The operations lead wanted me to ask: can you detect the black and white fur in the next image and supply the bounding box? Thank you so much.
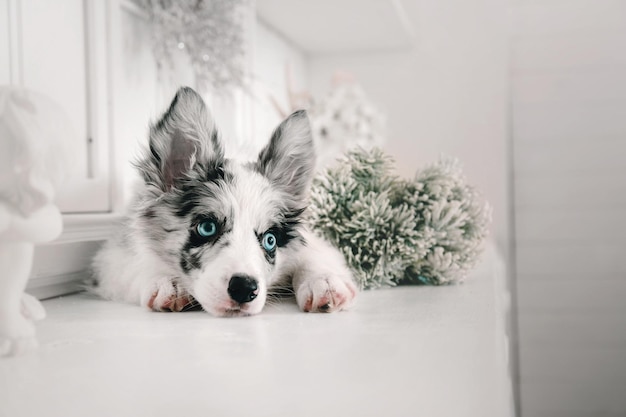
[93,87,357,317]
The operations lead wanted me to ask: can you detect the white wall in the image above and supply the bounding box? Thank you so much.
[251,20,309,153]
[307,0,510,252]
[511,1,626,416]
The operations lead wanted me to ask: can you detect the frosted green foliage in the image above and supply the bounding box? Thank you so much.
[396,157,492,285]
[308,149,491,290]
[308,148,422,289]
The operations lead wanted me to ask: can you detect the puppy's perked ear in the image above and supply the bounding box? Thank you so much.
[137,86,224,191]
[257,110,316,200]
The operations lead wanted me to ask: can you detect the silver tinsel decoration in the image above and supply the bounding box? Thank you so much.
[134,0,249,92]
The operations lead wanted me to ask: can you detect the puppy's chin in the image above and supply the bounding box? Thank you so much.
[196,294,266,318]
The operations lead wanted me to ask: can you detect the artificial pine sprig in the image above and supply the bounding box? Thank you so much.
[399,158,492,285]
[308,148,491,290]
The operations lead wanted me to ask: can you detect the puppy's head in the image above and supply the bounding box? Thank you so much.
[134,87,315,317]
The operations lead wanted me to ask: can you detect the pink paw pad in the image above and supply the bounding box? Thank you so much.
[147,291,191,312]
[303,281,357,313]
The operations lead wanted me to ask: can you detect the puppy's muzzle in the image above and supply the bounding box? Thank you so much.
[228,275,259,304]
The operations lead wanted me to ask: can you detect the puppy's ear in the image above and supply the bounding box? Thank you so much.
[257,110,316,200]
[138,86,224,191]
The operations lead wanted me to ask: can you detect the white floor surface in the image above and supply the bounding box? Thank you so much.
[0,252,513,417]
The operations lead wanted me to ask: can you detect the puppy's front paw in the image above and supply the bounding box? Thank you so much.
[143,280,191,312]
[296,275,357,313]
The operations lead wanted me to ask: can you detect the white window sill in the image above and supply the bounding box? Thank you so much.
[27,213,124,299]
[7,247,514,417]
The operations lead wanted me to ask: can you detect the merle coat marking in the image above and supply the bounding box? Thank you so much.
[93,87,357,316]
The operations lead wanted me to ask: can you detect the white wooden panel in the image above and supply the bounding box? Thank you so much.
[521,381,626,416]
[19,0,111,213]
[83,0,111,189]
[513,0,626,36]
[0,0,9,84]
[20,0,89,178]
[31,240,102,278]
[514,137,626,175]
[515,208,626,243]
[516,280,626,314]
[518,313,626,349]
[512,30,626,73]
[516,243,626,277]
[520,346,626,383]
[28,240,103,299]
[515,175,626,210]
[513,70,626,105]
[27,213,122,299]
[513,101,626,141]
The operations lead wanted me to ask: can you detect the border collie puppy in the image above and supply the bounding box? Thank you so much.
[93,87,357,317]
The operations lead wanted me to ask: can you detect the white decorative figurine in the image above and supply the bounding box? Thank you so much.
[0,87,70,356]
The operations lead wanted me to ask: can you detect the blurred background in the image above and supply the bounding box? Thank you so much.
[2,0,625,416]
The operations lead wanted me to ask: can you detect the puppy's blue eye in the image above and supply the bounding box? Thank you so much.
[196,220,217,238]
[262,232,277,252]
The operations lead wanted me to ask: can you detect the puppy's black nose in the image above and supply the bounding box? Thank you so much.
[228,275,258,304]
